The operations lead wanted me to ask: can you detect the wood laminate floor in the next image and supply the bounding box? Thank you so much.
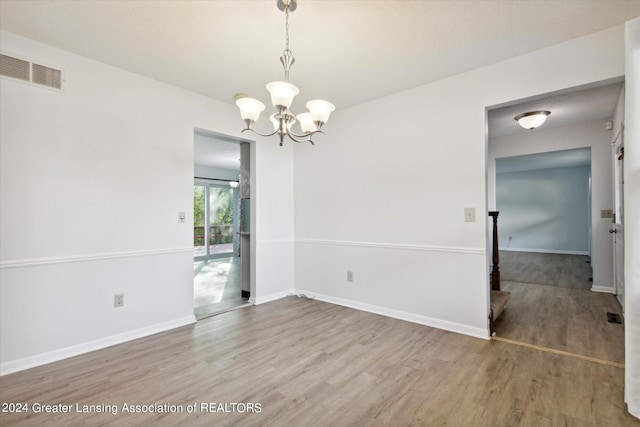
[493,281,625,365]
[493,251,625,367]
[1,297,637,426]
[499,251,592,289]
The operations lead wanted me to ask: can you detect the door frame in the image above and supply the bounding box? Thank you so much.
[612,121,625,310]
[192,128,257,304]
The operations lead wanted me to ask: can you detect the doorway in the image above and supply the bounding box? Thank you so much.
[193,130,251,318]
[485,81,625,365]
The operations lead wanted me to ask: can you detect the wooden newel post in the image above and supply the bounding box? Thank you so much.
[488,211,500,291]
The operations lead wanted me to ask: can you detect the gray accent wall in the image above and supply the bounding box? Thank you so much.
[496,164,590,254]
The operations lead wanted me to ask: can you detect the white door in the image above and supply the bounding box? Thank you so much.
[612,124,624,310]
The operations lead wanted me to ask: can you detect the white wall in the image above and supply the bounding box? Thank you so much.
[490,119,614,290]
[0,30,294,373]
[253,140,295,304]
[294,26,625,339]
[624,16,640,420]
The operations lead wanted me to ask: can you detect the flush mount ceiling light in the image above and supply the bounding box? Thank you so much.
[235,0,335,146]
[514,111,551,130]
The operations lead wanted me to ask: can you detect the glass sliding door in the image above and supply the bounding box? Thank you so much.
[194,184,207,258]
[208,185,235,257]
[194,181,238,260]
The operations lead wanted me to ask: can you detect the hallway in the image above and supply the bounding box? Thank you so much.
[194,257,248,319]
[493,251,624,366]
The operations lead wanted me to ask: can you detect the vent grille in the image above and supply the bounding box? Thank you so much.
[0,53,63,90]
[0,54,30,81]
[32,63,62,89]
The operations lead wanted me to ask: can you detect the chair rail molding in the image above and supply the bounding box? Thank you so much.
[0,247,194,269]
[295,238,484,255]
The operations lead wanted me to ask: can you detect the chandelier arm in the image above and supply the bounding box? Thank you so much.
[287,130,325,139]
[286,132,315,145]
[241,128,280,138]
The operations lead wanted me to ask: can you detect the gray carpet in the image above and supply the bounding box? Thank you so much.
[499,250,593,290]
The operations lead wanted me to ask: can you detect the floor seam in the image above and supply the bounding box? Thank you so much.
[492,336,624,369]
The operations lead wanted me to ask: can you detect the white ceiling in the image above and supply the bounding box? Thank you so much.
[1,1,637,165]
[488,81,624,138]
[194,132,240,171]
[1,0,639,116]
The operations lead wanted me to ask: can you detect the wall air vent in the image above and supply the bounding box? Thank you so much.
[0,53,63,90]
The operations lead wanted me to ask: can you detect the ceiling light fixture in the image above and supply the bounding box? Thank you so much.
[235,0,335,146]
[514,111,551,130]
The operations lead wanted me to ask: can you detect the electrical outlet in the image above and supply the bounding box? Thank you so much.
[347,271,353,282]
[464,207,476,222]
[509,236,513,241]
[114,293,124,308]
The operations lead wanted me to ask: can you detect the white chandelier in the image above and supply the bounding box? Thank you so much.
[235,0,335,146]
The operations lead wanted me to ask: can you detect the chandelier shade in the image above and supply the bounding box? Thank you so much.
[514,110,550,130]
[235,0,334,145]
[306,100,336,124]
[296,112,317,133]
[266,81,300,108]
[235,97,266,122]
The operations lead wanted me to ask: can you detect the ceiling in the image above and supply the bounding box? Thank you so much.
[488,80,624,138]
[194,132,240,171]
[1,0,639,116]
[1,1,638,158]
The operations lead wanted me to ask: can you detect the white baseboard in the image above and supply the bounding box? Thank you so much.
[294,289,489,341]
[0,315,196,376]
[246,288,490,340]
[499,247,589,256]
[591,285,615,294]
[252,289,295,305]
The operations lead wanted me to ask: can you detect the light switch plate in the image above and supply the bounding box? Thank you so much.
[600,209,613,219]
[178,212,186,223]
[464,207,476,222]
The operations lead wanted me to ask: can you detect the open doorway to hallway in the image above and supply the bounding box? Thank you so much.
[486,80,625,366]
[193,130,251,319]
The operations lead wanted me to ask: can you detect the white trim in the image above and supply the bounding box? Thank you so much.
[294,289,490,340]
[591,285,616,294]
[0,315,196,376]
[252,289,294,305]
[295,238,484,255]
[499,247,590,256]
[256,238,294,245]
[0,247,193,269]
